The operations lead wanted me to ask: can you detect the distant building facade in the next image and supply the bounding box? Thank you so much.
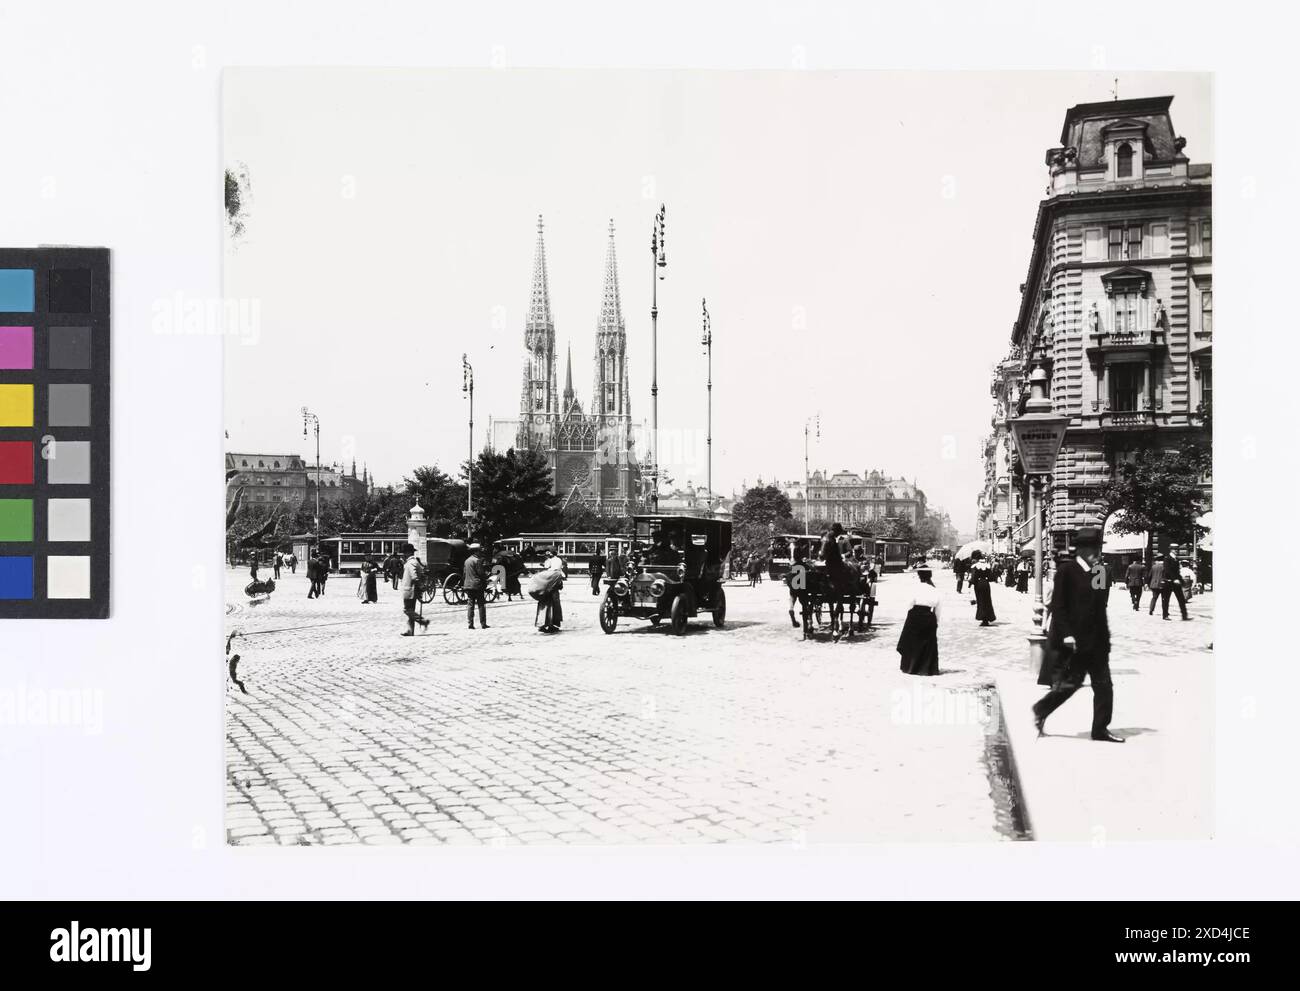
[996,95,1212,550]
[787,469,928,527]
[226,453,369,510]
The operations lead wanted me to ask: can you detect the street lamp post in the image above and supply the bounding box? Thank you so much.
[649,204,666,513]
[1007,365,1069,671]
[301,407,320,544]
[803,414,819,536]
[462,354,475,539]
[701,297,712,514]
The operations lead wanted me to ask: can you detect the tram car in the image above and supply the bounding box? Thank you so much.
[494,533,634,575]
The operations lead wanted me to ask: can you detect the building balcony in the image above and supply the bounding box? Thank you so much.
[1086,404,1157,429]
[1086,327,1166,360]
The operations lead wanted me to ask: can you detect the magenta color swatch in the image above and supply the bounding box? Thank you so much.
[0,327,34,370]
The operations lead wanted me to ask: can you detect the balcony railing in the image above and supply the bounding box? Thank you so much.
[1088,328,1166,351]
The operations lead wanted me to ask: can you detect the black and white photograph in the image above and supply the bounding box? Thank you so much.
[222,68,1213,845]
[4,0,1299,960]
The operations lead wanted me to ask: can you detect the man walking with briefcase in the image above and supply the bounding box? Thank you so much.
[1032,527,1124,744]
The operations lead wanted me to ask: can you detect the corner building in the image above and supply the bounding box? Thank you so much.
[1008,96,1211,549]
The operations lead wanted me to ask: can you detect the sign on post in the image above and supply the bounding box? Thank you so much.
[1009,416,1069,475]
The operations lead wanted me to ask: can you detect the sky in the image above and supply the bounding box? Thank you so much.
[223,68,1212,532]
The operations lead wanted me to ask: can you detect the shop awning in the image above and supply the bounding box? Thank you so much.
[1103,511,1147,554]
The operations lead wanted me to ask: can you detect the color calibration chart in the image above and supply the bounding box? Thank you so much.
[0,248,109,618]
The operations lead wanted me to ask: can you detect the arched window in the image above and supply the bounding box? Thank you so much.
[1116,143,1133,178]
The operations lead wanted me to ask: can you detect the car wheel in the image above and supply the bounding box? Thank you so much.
[670,594,688,636]
[598,591,618,634]
[712,586,727,628]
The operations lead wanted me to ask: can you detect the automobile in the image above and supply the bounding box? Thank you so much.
[598,515,731,635]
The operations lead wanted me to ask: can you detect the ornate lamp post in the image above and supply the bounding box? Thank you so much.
[701,297,712,514]
[301,407,321,544]
[649,204,666,512]
[462,353,476,539]
[1007,365,1069,670]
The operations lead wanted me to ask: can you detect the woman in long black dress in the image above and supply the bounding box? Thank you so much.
[897,563,942,676]
[970,550,996,626]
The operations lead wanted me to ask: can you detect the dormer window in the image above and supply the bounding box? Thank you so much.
[1116,143,1134,178]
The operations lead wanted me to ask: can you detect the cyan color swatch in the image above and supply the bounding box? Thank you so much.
[0,270,35,312]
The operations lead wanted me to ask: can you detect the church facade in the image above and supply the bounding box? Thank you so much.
[496,216,642,514]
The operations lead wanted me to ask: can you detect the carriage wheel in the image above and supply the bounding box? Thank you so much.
[485,584,500,603]
[670,595,688,636]
[418,581,436,605]
[712,587,727,628]
[598,591,619,634]
[442,574,465,605]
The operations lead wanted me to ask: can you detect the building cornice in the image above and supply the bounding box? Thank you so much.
[1012,183,1212,345]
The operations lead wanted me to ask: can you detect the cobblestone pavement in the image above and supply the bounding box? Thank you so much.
[225,567,1213,846]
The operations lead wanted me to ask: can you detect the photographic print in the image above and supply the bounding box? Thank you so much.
[223,68,1213,846]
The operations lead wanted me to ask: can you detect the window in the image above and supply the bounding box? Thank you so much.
[1201,290,1212,335]
[1113,291,1140,335]
[533,383,544,410]
[1200,365,1213,412]
[1108,227,1123,261]
[1108,225,1141,260]
[605,383,616,412]
[1202,221,1212,256]
[1109,364,1143,412]
[1116,143,1133,178]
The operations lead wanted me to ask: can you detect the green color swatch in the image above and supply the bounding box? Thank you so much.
[0,499,33,542]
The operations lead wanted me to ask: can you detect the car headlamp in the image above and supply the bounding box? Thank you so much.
[613,580,629,597]
[650,578,667,598]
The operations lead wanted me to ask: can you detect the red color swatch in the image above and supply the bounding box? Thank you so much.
[0,441,34,484]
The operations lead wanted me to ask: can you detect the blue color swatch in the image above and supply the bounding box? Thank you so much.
[0,555,34,599]
[0,270,36,312]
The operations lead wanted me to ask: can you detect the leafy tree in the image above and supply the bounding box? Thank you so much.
[403,465,467,536]
[730,485,796,564]
[1100,446,1212,559]
[466,447,560,544]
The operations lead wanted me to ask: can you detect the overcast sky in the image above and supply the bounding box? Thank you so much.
[223,68,1211,531]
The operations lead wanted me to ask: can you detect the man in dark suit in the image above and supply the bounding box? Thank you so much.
[1032,527,1124,743]
[1161,554,1191,621]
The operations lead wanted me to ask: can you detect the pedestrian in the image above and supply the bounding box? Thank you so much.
[1124,556,1146,612]
[969,550,996,626]
[897,563,942,676]
[528,560,565,633]
[1161,553,1191,621]
[249,554,260,584]
[542,546,566,630]
[505,550,524,601]
[273,551,282,580]
[1015,557,1030,594]
[589,547,606,596]
[315,552,330,597]
[305,552,318,599]
[399,542,430,637]
[1146,555,1166,616]
[1032,527,1124,743]
[360,554,380,604]
[463,542,489,630]
[288,551,297,575]
[954,555,967,594]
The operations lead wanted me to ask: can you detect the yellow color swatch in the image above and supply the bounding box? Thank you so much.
[0,384,34,427]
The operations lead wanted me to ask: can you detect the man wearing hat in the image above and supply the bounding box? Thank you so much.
[398,542,430,637]
[462,542,490,630]
[1032,527,1124,743]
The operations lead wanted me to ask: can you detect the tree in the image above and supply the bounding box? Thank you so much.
[1100,446,1211,559]
[730,485,795,564]
[403,465,466,536]
[466,447,560,544]
[913,514,944,553]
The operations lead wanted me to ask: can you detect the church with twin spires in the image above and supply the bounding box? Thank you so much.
[492,216,643,514]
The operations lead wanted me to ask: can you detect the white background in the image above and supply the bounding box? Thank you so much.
[0,0,1295,899]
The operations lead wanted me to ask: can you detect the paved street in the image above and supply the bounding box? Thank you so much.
[225,566,1213,846]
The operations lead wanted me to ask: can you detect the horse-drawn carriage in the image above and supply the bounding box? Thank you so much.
[598,515,730,636]
[781,533,878,641]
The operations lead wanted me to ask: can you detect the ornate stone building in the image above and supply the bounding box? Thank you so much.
[976,348,1026,552]
[1003,95,1211,550]
[497,216,641,513]
[793,470,928,527]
